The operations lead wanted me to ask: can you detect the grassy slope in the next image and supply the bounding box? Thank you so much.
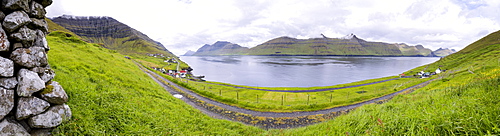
[273,30,500,135]
[49,17,175,57]
[47,32,263,135]
[46,18,81,39]
[49,28,500,135]
[159,74,429,112]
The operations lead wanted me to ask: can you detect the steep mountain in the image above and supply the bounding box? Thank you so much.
[182,50,196,56]
[50,15,174,56]
[192,41,249,55]
[433,48,456,57]
[192,34,435,56]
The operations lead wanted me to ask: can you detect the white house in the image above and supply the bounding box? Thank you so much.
[435,68,442,74]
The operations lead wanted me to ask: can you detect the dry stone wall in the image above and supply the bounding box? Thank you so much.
[0,0,71,135]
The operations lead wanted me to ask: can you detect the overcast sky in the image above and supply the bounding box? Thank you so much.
[46,0,500,55]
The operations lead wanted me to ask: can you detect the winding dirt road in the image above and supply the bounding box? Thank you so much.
[135,61,434,128]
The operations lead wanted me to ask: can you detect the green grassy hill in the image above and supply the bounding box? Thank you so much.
[48,29,499,135]
[50,15,175,57]
[47,31,263,135]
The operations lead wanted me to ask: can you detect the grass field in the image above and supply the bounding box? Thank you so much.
[146,68,432,112]
[47,30,500,135]
[47,32,264,135]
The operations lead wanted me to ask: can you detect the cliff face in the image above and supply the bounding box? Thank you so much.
[192,34,436,56]
[50,15,174,56]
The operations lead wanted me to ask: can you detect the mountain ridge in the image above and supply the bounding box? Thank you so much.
[50,15,175,57]
[433,48,456,57]
[189,34,436,56]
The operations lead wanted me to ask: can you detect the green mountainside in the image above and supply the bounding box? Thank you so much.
[50,15,175,57]
[47,17,499,135]
[190,34,435,56]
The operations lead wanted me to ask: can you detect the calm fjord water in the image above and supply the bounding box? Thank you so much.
[181,56,439,87]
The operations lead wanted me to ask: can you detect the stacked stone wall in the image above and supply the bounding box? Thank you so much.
[0,0,71,135]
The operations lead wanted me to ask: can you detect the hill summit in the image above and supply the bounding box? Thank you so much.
[50,15,174,56]
[190,34,436,56]
[433,48,456,57]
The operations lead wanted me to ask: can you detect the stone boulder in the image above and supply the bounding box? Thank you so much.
[0,56,14,77]
[0,77,18,89]
[0,117,30,136]
[16,97,50,120]
[16,69,45,97]
[34,0,53,7]
[0,88,14,120]
[30,66,54,83]
[29,1,46,19]
[1,0,30,12]
[30,19,49,33]
[28,104,71,128]
[10,46,48,68]
[10,26,36,46]
[34,29,49,50]
[0,26,9,52]
[30,128,52,136]
[2,11,32,32]
[0,11,5,21]
[41,81,68,104]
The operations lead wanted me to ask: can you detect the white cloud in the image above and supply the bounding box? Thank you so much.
[46,0,500,55]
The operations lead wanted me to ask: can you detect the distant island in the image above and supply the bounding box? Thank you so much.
[186,34,455,57]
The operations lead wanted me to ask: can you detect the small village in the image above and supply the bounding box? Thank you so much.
[148,54,205,81]
[400,68,445,78]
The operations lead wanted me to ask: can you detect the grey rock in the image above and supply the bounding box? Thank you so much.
[16,97,50,120]
[10,46,48,68]
[49,104,71,122]
[41,81,68,104]
[30,128,53,136]
[12,42,23,50]
[34,29,49,51]
[0,11,5,21]
[30,66,54,83]
[0,26,9,52]
[0,77,18,89]
[1,0,30,12]
[2,11,32,32]
[0,56,14,77]
[30,1,46,19]
[0,88,14,120]
[0,118,30,136]
[30,18,49,33]
[28,104,71,128]
[34,0,52,7]
[16,69,45,97]
[10,26,36,46]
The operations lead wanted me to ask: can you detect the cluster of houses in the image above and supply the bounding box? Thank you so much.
[151,67,189,78]
[412,68,444,78]
[147,53,166,58]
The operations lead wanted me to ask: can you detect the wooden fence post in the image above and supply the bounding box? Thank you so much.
[330,94,332,103]
[281,95,284,106]
[307,94,310,105]
[256,95,259,103]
